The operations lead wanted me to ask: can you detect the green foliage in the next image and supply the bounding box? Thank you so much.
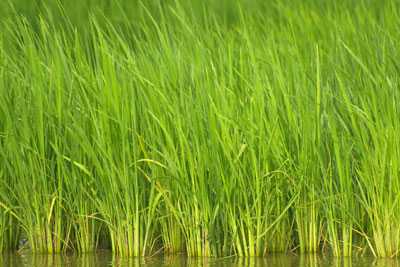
[0,0,399,258]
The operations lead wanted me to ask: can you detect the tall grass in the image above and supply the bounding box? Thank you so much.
[0,0,400,258]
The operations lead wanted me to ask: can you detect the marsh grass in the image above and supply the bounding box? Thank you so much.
[0,0,400,258]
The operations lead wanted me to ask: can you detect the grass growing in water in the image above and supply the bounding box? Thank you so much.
[0,0,400,258]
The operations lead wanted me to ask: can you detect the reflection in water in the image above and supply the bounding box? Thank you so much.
[1,252,113,267]
[0,252,398,267]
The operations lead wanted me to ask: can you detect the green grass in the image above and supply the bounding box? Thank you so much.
[0,0,400,258]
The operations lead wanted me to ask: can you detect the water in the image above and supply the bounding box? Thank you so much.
[1,253,399,267]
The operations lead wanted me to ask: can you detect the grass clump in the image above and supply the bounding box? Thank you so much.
[0,0,400,258]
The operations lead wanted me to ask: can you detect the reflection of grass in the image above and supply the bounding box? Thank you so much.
[0,0,400,258]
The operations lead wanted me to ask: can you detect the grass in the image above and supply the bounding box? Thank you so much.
[0,0,400,258]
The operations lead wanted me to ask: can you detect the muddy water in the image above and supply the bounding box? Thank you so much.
[1,253,398,267]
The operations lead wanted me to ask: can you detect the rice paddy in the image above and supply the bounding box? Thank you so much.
[0,0,400,258]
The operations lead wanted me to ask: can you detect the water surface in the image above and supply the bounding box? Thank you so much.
[1,252,399,267]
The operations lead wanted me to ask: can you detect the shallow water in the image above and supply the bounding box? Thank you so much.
[1,253,399,267]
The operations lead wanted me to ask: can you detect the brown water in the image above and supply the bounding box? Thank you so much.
[1,253,399,267]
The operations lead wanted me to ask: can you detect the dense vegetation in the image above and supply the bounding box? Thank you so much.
[0,0,399,258]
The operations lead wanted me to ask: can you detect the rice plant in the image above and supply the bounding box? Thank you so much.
[0,0,399,258]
